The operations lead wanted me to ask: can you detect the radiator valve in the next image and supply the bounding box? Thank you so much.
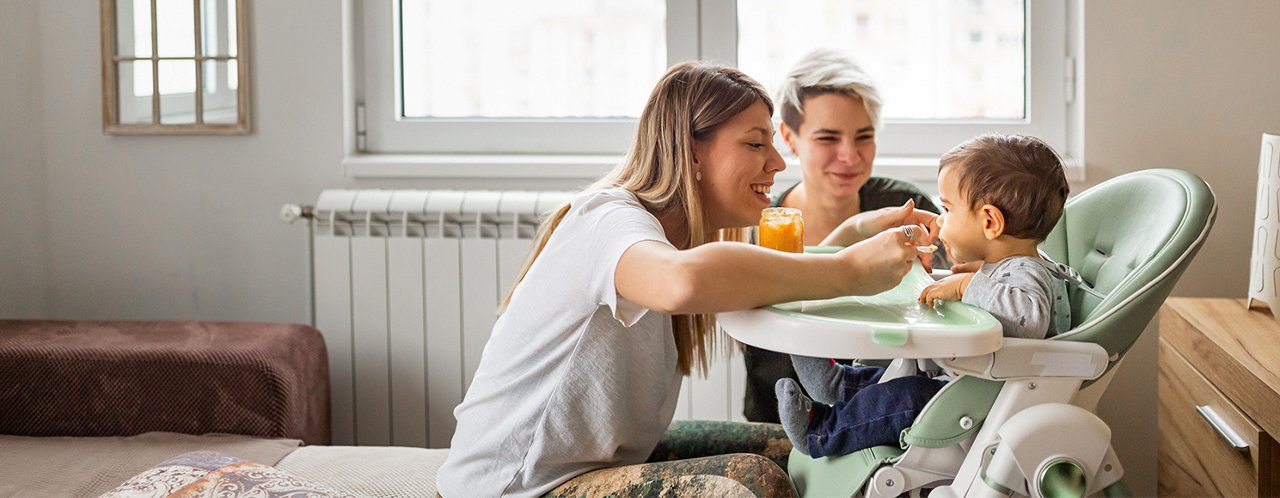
[279,204,313,224]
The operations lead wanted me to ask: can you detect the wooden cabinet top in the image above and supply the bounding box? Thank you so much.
[1161,298,1280,437]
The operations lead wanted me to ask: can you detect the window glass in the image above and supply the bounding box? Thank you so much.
[399,0,667,119]
[155,0,196,58]
[737,0,1026,121]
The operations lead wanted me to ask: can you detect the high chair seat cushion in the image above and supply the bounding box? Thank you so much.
[900,376,1003,448]
[788,445,903,498]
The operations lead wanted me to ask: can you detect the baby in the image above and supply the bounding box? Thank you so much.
[777,133,1075,458]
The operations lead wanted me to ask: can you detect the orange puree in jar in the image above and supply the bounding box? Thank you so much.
[759,207,804,253]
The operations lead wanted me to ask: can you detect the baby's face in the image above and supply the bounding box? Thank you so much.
[936,166,988,263]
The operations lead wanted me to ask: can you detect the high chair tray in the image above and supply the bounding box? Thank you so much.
[717,253,1003,359]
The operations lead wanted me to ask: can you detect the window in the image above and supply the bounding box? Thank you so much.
[352,0,1077,177]
[734,0,1070,160]
[400,2,665,120]
[102,0,250,134]
[358,0,688,156]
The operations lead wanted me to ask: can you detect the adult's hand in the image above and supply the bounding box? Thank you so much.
[836,224,932,296]
[822,199,940,248]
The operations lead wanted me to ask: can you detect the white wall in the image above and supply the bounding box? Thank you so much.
[16,0,1280,492]
[36,1,342,321]
[0,0,49,318]
[32,1,588,323]
[1084,1,1280,495]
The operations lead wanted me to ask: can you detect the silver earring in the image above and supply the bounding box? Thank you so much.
[696,171,702,182]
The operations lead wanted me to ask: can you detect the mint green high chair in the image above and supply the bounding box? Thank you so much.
[777,169,1217,497]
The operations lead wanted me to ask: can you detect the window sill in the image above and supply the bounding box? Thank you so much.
[342,154,1084,183]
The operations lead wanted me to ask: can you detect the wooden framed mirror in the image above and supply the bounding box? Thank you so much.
[101,0,250,135]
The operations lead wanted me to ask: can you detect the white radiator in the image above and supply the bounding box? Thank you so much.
[308,189,747,447]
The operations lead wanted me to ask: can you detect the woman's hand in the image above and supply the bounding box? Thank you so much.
[837,224,931,296]
[822,199,940,248]
[919,272,975,307]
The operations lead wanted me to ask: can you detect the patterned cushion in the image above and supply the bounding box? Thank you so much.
[100,451,352,498]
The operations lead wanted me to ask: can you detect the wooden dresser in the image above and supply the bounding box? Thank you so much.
[1158,298,1280,496]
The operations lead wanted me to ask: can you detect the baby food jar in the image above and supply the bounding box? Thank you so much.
[759,207,804,253]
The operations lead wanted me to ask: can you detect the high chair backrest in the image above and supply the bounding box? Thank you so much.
[1040,169,1216,364]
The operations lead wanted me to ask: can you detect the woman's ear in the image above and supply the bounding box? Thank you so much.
[692,136,708,165]
[980,204,1005,240]
[779,122,798,155]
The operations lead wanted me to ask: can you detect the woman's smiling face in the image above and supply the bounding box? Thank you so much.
[694,101,788,230]
[784,93,877,201]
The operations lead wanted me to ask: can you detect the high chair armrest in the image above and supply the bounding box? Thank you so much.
[935,338,1108,381]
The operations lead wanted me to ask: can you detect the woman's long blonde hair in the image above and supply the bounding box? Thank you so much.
[501,61,772,377]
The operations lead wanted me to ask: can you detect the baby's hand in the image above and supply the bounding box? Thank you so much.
[919,273,974,307]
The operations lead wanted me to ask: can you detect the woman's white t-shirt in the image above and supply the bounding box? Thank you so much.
[436,189,682,498]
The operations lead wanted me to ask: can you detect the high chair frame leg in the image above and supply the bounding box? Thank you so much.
[936,401,1124,498]
[864,439,969,498]
[929,378,1082,498]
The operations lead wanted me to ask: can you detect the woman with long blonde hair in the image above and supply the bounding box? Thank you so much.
[436,61,930,498]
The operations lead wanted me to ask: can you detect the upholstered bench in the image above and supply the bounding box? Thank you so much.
[0,320,330,445]
[0,321,795,497]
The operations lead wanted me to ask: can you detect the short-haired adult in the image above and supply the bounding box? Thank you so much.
[742,49,949,423]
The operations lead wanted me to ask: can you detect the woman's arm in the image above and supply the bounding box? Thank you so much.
[616,228,926,315]
[819,199,939,247]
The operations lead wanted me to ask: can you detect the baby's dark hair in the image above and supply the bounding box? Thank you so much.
[939,133,1069,241]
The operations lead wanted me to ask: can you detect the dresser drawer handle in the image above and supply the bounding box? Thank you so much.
[1196,405,1250,452]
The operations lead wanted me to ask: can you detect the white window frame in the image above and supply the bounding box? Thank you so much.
[344,0,1082,181]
